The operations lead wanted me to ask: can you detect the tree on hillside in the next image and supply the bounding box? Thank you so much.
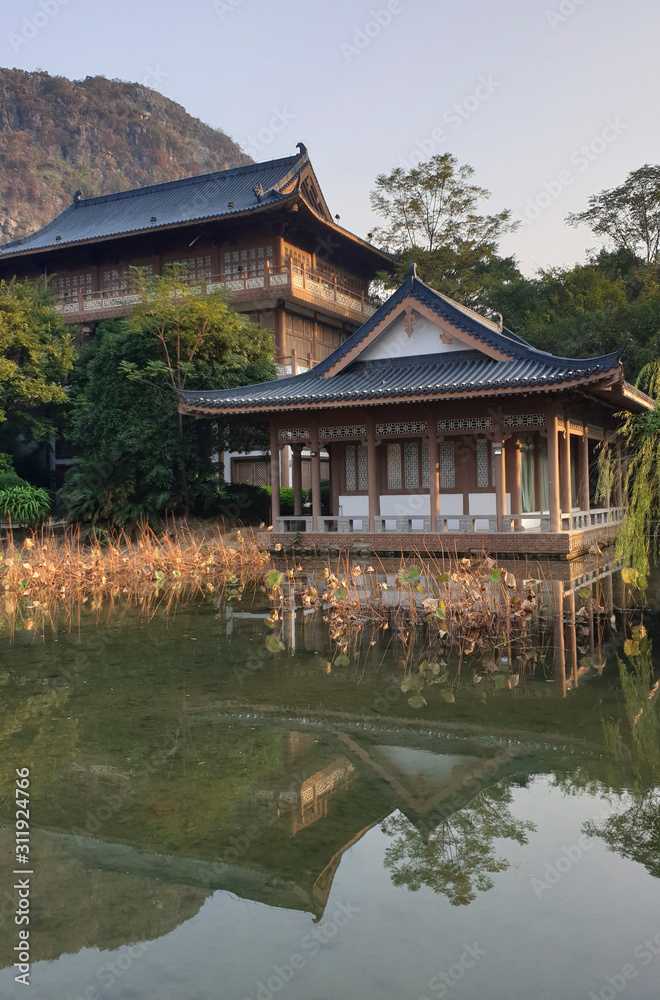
[370,153,518,304]
[567,165,660,266]
[0,279,75,466]
[61,270,276,524]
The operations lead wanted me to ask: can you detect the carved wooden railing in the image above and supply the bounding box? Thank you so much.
[53,261,380,322]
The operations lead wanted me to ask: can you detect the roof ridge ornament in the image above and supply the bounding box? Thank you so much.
[408,262,417,277]
[403,305,417,337]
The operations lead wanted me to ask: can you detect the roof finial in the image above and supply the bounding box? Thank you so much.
[408,262,417,278]
[296,141,307,156]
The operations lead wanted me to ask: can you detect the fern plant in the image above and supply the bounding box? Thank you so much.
[0,484,51,526]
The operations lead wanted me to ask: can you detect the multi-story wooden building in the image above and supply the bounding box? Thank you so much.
[0,145,391,484]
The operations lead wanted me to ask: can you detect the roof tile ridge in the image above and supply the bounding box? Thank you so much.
[67,153,304,209]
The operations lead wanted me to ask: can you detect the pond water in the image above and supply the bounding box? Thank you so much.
[1,559,659,1000]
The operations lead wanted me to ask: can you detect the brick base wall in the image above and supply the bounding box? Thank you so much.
[258,525,620,560]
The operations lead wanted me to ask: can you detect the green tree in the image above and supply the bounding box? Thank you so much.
[62,271,276,523]
[567,164,660,266]
[370,154,518,305]
[0,278,75,452]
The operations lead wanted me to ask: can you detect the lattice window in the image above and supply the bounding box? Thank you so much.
[344,444,368,492]
[357,445,368,491]
[102,264,152,293]
[476,439,490,488]
[170,255,212,281]
[504,414,546,427]
[223,245,273,281]
[377,421,427,436]
[320,425,366,439]
[278,427,310,442]
[440,440,455,488]
[421,442,430,488]
[50,272,93,302]
[231,458,269,487]
[438,417,493,431]
[345,445,356,490]
[404,442,419,489]
[387,444,402,489]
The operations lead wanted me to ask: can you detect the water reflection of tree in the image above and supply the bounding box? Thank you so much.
[0,687,78,802]
[584,649,660,879]
[381,784,534,906]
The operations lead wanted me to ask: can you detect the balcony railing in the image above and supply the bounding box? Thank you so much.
[53,262,380,323]
[274,508,625,535]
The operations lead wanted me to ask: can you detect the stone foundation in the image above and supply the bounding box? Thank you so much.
[258,523,620,560]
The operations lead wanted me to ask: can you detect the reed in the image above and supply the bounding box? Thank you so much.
[0,520,270,635]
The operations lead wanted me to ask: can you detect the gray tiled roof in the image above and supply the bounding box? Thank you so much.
[181,272,626,413]
[0,153,306,257]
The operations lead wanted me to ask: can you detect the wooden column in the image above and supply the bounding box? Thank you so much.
[366,414,379,532]
[510,434,522,530]
[274,308,286,363]
[428,423,440,531]
[281,445,290,488]
[330,444,340,517]
[269,422,280,523]
[292,445,303,516]
[547,412,561,532]
[578,427,590,512]
[533,433,543,512]
[493,435,506,532]
[311,425,322,529]
[559,422,572,516]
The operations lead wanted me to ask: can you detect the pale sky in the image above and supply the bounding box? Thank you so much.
[1,0,658,275]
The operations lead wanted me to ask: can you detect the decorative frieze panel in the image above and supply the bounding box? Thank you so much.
[438,417,493,431]
[357,445,368,491]
[568,419,583,432]
[476,439,489,488]
[345,445,356,491]
[278,428,310,442]
[504,414,546,427]
[319,424,367,439]
[440,440,455,489]
[421,442,430,488]
[377,421,427,436]
[387,444,402,489]
[403,442,419,489]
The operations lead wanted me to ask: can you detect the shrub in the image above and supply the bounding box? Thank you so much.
[215,483,271,525]
[0,453,26,490]
[279,486,311,515]
[57,459,171,529]
[0,484,51,526]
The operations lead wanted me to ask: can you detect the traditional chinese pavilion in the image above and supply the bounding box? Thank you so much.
[185,265,651,556]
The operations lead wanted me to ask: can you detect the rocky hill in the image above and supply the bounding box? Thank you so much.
[0,68,251,243]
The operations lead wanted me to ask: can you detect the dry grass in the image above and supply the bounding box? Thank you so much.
[0,521,270,635]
